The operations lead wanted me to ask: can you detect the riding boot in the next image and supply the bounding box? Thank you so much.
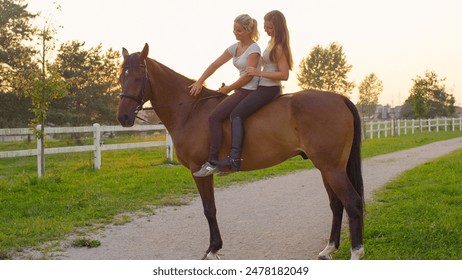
[211,117,244,171]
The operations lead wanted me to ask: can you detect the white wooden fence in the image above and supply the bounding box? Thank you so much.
[363,117,462,139]
[0,124,173,177]
[2,117,461,176]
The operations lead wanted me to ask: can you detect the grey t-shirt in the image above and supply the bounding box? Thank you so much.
[227,42,261,90]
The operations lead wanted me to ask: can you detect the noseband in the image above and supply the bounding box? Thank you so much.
[119,61,148,110]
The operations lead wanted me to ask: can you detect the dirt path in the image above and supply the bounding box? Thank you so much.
[56,137,462,260]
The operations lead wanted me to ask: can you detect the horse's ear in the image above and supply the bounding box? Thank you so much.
[140,43,149,61]
[122,48,129,60]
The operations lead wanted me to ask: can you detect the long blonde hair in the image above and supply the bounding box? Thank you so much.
[235,14,259,41]
[264,10,293,70]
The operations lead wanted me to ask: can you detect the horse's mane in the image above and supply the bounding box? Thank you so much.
[148,58,222,99]
[146,58,225,124]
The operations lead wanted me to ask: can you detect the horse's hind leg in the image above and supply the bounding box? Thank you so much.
[193,175,223,259]
[318,174,344,260]
[320,169,364,260]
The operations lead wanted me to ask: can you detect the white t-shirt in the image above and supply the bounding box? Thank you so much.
[259,45,282,87]
[227,42,262,90]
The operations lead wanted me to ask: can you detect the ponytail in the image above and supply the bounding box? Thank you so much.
[235,14,259,41]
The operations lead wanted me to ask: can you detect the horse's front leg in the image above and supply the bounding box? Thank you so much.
[193,175,223,259]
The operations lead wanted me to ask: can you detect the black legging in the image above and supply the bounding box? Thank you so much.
[207,86,281,161]
[230,85,281,120]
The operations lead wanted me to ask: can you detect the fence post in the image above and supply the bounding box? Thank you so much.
[93,123,102,170]
[369,121,373,139]
[36,124,44,177]
[385,120,388,137]
[452,117,455,132]
[390,120,393,137]
[444,117,448,132]
[166,130,173,161]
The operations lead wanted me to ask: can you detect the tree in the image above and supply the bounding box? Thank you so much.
[1,1,120,128]
[0,91,33,127]
[51,41,121,125]
[50,41,90,125]
[357,73,383,118]
[0,0,37,92]
[82,45,121,124]
[20,21,68,176]
[406,70,455,118]
[297,42,355,97]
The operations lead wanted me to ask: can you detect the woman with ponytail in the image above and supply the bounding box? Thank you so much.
[207,10,294,174]
[190,14,262,177]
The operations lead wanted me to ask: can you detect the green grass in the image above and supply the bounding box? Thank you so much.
[71,238,101,248]
[0,131,461,258]
[334,148,462,260]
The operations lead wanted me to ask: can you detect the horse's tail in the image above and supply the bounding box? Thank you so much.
[344,98,364,204]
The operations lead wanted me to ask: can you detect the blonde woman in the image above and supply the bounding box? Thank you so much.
[190,14,261,177]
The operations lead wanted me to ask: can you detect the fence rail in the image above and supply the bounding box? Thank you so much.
[363,117,462,140]
[0,124,173,176]
[1,117,461,176]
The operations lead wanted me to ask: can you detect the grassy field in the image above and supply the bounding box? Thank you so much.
[334,148,462,260]
[0,131,461,259]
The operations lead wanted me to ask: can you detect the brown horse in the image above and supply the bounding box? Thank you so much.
[117,43,365,260]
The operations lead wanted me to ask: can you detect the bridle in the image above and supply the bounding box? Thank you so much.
[119,61,148,111]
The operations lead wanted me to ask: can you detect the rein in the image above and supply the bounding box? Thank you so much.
[137,94,223,111]
[133,95,222,124]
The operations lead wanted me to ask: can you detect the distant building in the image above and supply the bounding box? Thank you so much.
[455,106,462,117]
[374,104,402,119]
[374,104,462,119]
[375,105,390,119]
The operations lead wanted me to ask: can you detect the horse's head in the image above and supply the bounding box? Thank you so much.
[117,43,150,127]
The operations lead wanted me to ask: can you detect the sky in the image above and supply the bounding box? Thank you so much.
[27,0,462,106]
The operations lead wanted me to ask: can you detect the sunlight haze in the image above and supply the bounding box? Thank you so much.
[27,0,462,106]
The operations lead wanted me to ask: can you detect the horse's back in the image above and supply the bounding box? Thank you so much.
[250,89,353,130]
[289,89,354,126]
[239,89,355,171]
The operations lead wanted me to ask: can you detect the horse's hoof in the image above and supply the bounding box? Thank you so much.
[350,245,365,260]
[318,242,335,260]
[317,254,332,260]
[202,251,221,260]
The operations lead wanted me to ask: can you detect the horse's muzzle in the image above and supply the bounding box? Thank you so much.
[117,112,135,127]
